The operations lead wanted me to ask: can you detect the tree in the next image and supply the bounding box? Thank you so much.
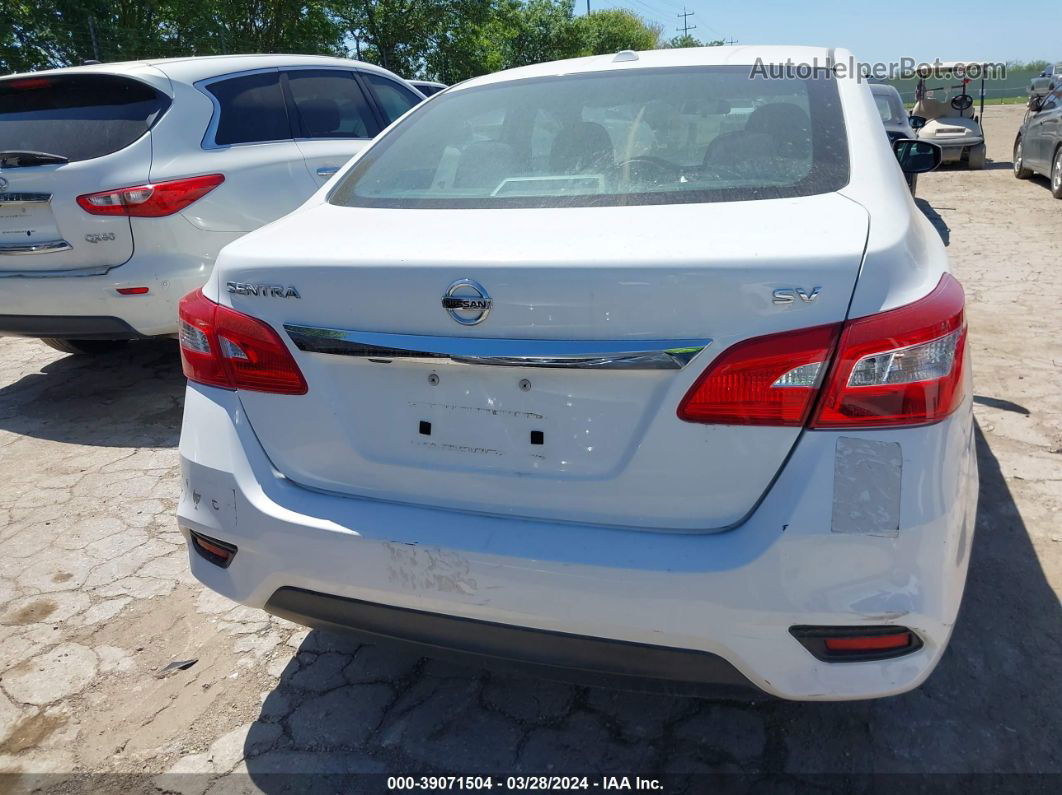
[1,1,347,74]
[661,33,723,49]
[576,9,659,55]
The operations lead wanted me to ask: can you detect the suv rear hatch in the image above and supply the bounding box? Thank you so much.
[218,196,869,530]
[0,72,169,274]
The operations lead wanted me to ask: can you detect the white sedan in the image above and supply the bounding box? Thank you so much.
[176,46,975,701]
[0,54,422,354]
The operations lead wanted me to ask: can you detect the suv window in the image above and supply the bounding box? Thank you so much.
[0,74,169,162]
[206,72,290,146]
[331,66,849,209]
[286,70,377,139]
[365,74,420,124]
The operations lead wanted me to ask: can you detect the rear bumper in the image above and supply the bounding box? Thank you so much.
[0,313,143,339]
[0,219,239,338]
[178,384,978,701]
[0,256,204,338]
[265,586,753,695]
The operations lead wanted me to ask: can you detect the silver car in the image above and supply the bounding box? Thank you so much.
[870,83,920,194]
[1014,88,1062,198]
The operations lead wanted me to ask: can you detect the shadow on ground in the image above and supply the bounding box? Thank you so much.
[916,198,951,246]
[243,422,1060,787]
[0,339,184,448]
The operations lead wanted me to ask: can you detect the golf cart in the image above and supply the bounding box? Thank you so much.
[912,61,987,169]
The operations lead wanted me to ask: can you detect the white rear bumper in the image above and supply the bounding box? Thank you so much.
[0,219,238,338]
[177,383,977,701]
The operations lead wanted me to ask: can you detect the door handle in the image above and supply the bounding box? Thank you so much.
[316,166,340,178]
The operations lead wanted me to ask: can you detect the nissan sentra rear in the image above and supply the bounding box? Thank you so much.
[176,46,977,700]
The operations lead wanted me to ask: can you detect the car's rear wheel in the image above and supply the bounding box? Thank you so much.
[1013,138,1034,179]
[40,338,130,356]
[1052,147,1062,199]
[967,143,986,170]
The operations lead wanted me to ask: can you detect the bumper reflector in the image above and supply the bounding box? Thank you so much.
[116,287,150,295]
[189,531,237,568]
[789,625,922,662]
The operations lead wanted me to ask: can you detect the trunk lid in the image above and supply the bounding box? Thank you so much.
[221,194,868,530]
[0,72,167,274]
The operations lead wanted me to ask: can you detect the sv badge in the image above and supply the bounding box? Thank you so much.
[773,287,821,305]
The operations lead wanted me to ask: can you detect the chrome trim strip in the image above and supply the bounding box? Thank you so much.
[0,240,72,255]
[284,326,710,370]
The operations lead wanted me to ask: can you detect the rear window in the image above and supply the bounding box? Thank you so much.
[0,74,169,163]
[206,72,290,146]
[330,66,850,209]
[873,89,907,124]
[364,74,421,124]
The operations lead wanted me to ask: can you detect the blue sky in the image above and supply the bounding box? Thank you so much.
[595,0,1056,64]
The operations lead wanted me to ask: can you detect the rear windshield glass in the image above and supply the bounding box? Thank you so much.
[0,74,169,162]
[873,89,908,124]
[329,66,849,209]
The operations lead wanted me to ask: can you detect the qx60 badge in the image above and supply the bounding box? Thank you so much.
[442,279,492,325]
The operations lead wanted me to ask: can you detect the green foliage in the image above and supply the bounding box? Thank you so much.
[660,33,723,49]
[0,0,666,81]
[1,0,346,73]
[575,9,659,56]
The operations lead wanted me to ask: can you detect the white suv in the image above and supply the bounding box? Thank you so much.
[0,54,422,354]
[177,47,974,700]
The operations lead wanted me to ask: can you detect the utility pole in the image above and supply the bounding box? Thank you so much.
[87,17,101,62]
[677,7,696,38]
[725,37,738,45]
[586,0,590,15]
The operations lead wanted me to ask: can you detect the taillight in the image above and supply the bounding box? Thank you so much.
[178,289,307,395]
[677,324,840,426]
[77,174,224,217]
[678,273,966,429]
[810,274,966,428]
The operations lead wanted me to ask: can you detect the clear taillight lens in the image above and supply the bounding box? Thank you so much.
[847,329,961,387]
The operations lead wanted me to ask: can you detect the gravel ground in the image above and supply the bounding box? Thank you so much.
[0,104,1059,791]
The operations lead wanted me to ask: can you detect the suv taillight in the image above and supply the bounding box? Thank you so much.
[678,274,967,429]
[178,289,307,395]
[77,174,224,217]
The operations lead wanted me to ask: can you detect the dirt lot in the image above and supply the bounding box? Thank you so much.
[0,104,1059,791]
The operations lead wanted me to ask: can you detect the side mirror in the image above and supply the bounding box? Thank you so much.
[908,114,926,130]
[893,139,942,174]
[1030,96,1044,112]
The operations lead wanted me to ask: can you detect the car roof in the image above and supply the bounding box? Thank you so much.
[2,54,401,84]
[453,45,847,91]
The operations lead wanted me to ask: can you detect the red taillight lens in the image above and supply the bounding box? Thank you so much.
[77,174,224,217]
[677,324,840,426]
[678,274,966,429]
[810,274,966,428]
[178,289,307,395]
